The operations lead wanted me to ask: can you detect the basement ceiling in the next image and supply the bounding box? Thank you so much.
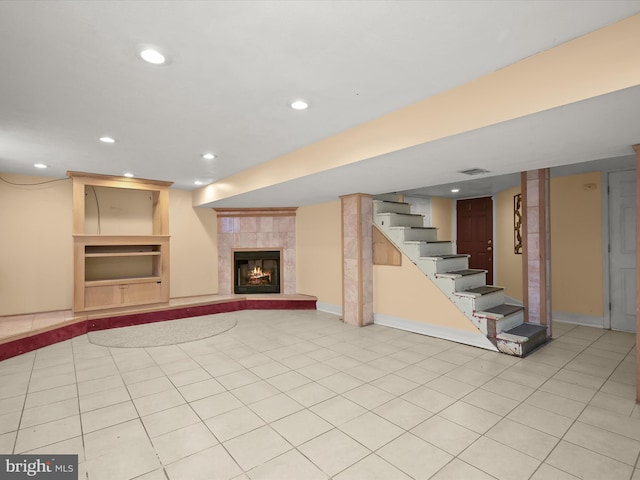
[0,1,639,206]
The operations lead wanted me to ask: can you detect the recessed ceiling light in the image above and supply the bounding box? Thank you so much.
[34,163,48,169]
[123,173,134,178]
[194,180,203,185]
[451,188,460,193]
[201,153,216,160]
[290,100,308,110]
[99,136,116,144]
[139,48,166,65]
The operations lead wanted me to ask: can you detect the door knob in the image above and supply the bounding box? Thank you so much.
[487,246,493,251]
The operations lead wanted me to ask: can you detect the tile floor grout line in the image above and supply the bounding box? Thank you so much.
[180,316,421,478]
[174,332,264,478]
[2,313,637,480]
[446,325,601,480]
[10,350,36,455]
[117,342,176,480]
[70,337,87,479]
[632,446,640,480]
[525,325,637,480]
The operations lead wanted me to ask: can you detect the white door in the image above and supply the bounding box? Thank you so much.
[609,170,636,332]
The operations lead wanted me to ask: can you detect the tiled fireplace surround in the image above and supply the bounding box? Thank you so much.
[215,208,297,295]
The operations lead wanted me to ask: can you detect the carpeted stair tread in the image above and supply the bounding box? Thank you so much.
[406,240,451,244]
[374,200,407,205]
[464,286,504,295]
[443,269,486,277]
[496,323,548,356]
[378,212,422,216]
[480,304,524,316]
[389,226,437,230]
[499,322,546,339]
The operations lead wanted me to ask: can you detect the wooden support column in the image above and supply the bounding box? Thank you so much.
[521,169,552,338]
[341,194,373,326]
[634,144,640,403]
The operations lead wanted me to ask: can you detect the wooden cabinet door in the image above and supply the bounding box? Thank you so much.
[123,282,162,305]
[85,285,122,309]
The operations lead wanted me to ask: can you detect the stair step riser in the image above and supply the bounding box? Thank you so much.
[376,213,424,228]
[453,290,504,312]
[497,326,547,357]
[496,311,525,334]
[419,242,453,256]
[402,229,438,242]
[374,194,404,203]
[417,257,469,275]
[435,273,486,292]
[385,228,438,246]
[403,242,454,260]
[374,201,412,215]
[478,311,525,337]
[472,291,505,312]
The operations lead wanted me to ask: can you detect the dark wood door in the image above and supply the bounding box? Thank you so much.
[457,197,493,284]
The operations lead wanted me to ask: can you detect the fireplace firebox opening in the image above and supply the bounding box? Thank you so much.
[234,250,281,294]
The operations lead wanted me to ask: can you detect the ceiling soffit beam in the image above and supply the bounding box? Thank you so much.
[193,13,640,207]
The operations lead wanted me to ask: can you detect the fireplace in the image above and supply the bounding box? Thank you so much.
[215,208,296,295]
[234,250,281,294]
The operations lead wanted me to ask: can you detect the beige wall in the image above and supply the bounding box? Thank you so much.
[0,174,219,316]
[494,172,604,317]
[169,190,218,298]
[296,198,481,333]
[496,186,524,300]
[0,174,73,315]
[296,201,342,307]
[374,255,478,332]
[430,196,453,240]
[0,170,606,320]
[550,171,603,316]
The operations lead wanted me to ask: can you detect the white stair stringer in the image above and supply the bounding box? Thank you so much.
[373,199,541,355]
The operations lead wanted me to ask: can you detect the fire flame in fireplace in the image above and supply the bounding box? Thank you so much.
[248,266,271,285]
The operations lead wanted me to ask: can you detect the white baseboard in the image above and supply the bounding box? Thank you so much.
[552,311,604,328]
[373,313,498,352]
[316,302,342,317]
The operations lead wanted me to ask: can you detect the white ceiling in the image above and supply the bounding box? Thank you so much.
[1,1,639,206]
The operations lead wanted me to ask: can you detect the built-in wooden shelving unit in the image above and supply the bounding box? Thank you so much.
[68,171,173,313]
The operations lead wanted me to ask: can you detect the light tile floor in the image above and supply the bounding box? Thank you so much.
[0,309,638,480]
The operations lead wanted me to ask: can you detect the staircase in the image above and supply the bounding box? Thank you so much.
[373,198,547,357]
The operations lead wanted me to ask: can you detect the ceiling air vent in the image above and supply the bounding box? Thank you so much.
[458,168,490,176]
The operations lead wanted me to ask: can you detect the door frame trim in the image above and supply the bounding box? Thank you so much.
[453,195,496,284]
[605,167,637,331]
[603,171,612,330]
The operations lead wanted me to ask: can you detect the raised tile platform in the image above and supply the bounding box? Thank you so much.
[0,294,317,361]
